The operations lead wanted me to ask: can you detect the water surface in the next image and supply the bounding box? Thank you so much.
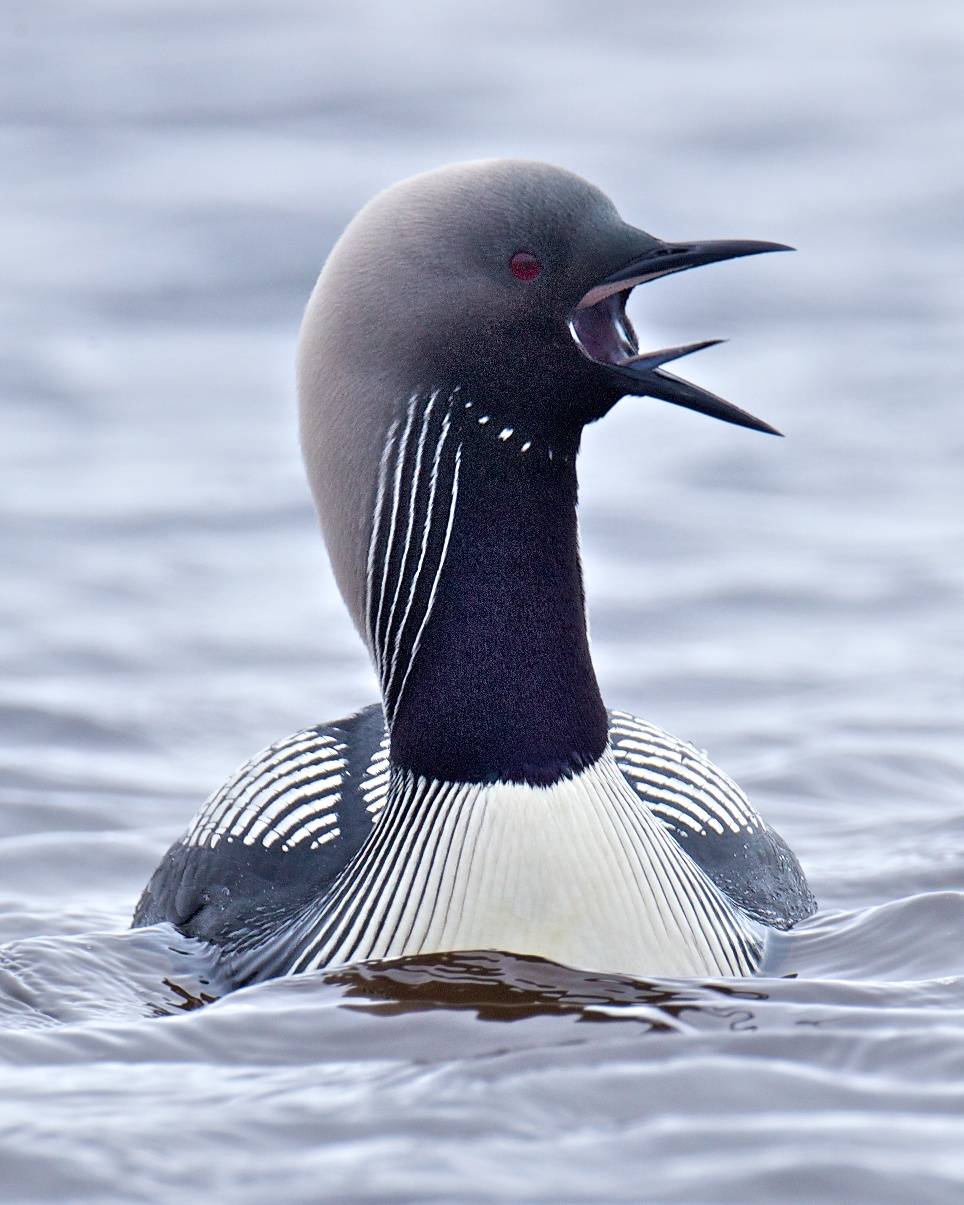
[2,2,964,1200]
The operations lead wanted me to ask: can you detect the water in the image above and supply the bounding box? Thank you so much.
[2,1,964,1199]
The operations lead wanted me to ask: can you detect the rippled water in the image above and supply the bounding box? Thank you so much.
[2,1,964,1200]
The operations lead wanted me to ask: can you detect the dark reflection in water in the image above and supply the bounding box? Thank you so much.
[153,977,218,1014]
[324,951,770,1031]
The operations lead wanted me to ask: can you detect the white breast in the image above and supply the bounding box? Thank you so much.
[288,749,764,979]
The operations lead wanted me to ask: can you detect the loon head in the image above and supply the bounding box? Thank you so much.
[298,159,789,658]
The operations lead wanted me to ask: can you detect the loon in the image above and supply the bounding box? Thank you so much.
[134,159,815,986]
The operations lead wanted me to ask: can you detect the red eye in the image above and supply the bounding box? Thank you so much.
[510,251,542,281]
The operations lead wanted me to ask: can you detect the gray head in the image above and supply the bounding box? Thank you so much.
[298,159,788,642]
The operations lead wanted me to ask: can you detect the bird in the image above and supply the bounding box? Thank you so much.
[133,159,815,987]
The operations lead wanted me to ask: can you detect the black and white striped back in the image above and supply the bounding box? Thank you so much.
[134,703,814,983]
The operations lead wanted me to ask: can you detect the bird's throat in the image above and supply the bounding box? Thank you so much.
[365,389,607,786]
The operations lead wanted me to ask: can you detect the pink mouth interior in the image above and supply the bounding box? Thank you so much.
[569,291,637,366]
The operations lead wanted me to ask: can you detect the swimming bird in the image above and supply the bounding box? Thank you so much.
[134,160,815,985]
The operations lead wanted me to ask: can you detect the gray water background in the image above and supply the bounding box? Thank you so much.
[2,1,964,1200]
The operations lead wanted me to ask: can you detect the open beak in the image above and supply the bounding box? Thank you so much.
[569,238,792,436]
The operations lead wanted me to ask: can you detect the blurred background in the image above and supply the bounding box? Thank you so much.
[1,3,963,1200]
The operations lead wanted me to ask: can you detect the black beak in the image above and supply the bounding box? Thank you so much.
[571,238,792,436]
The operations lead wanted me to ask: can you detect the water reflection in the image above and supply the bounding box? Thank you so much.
[322,950,771,1032]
